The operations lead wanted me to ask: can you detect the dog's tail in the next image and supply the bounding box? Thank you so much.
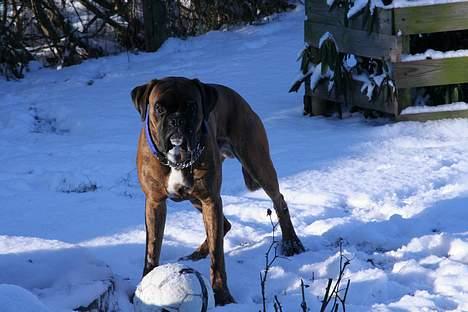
[242,167,261,192]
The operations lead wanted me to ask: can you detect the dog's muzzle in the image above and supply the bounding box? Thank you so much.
[145,110,207,169]
[170,133,184,147]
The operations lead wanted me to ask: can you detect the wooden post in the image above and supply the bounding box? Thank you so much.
[304,77,335,116]
[395,36,412,115]
[303,76,312,115]
[142,0,167,52]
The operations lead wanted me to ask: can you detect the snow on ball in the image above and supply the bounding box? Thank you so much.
[134,263,214,312]
[0,284,50,312]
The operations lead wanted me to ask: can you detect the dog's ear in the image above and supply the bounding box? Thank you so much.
[193,79,218,121]
[130,80,158,121]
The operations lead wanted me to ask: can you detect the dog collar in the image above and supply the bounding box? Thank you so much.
[145,110,206,170]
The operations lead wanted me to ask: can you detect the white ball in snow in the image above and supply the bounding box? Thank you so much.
[0,284,50,312]
[134,263,214,312]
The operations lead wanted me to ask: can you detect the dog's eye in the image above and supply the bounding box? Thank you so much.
[154,104,166,115]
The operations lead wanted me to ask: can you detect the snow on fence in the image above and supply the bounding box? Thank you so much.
[302,0,468,121]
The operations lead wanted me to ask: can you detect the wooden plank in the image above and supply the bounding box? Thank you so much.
[312,79,397,115]
[394,56,468,88]
[394,2,468,35]
[306,0,393,34]
[304,21,401,61]
[396,109,468,122]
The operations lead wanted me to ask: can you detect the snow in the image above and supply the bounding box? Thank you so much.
[401,49,468,62]
[387,0,468,8]
[1,5,468,312]
[348,0,370,18]
[344,54,357,71]
[401,102,468,114]
[310,63,323,91]
[0,284,51,312]
[0,242,128,311]
[353,73,378,100]
[308,63,335,92]
[318,31,336,49]
[335,0,468,18]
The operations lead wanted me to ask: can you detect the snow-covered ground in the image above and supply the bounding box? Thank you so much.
[388,0,468,9]
[402,102,468,114]
[1,5,468,312]
[401,49,468,62]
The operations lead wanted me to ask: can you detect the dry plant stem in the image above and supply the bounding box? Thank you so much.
[320,241,351,312]
[300,279,308,312]
[320,279,333,312]
[258,218,351,312]
[260,211,281,312]
[274,295,283,312]
[341,279,351,312]
[332,243,351,311]
[333,303,339,312]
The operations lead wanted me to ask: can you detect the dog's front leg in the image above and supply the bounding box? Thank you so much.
[201,196,235,306]
[143,198,167,277]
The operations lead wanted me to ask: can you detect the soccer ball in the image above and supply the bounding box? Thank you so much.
[133,263,214,312]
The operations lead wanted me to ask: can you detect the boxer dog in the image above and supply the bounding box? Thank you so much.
[131,77,304,305]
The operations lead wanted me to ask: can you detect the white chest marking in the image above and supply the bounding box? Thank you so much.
[166,146,188,195]
[167,168,187,195]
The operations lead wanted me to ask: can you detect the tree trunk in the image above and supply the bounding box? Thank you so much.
[142,0,167,52]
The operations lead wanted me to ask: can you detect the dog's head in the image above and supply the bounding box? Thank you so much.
[131,77,217,160]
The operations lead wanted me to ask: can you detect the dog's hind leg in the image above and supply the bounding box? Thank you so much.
[179,199,231,261]
[242,159,304,256]
[235,121,305,256]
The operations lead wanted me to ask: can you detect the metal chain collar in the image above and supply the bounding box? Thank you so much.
[160,144,205,170]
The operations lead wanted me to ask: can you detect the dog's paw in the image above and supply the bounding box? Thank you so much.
[178,250,209,262]
[214,289,236,306]
[280,237,305,257]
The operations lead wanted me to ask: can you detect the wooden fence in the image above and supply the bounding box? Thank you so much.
[303,0,468,121]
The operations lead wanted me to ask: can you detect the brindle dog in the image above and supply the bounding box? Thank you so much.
[131,77,304,305]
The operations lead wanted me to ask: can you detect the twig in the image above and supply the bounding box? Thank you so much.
[300,279,308,312]
[333,303,339,312]
[260,209,280,312]
[76,0,126,32]
[319,279,333,312]
[319,240,351,312]
[273,296,283,312]
[69,0,86,31]
[340,279,351,312]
